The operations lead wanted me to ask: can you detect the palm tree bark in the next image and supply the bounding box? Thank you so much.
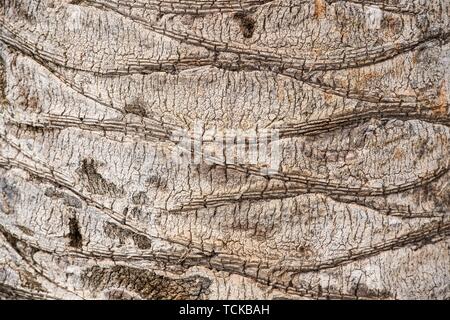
[0,0,449,299]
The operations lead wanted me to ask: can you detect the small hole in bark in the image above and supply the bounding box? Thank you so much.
[68,217,82,248]
[234,12,256,38]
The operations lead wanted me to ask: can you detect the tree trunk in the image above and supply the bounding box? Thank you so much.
[0,0,449,300]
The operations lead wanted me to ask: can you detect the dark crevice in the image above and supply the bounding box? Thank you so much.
[68,217,83,249]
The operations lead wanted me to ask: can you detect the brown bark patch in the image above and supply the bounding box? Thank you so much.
[314,0,326,18]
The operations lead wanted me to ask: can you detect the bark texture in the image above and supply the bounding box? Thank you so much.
[0,0,449,300]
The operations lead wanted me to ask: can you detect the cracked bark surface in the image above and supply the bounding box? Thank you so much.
[0,0,449,300]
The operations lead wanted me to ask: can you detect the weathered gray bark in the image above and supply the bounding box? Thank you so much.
[0,0,449,299]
